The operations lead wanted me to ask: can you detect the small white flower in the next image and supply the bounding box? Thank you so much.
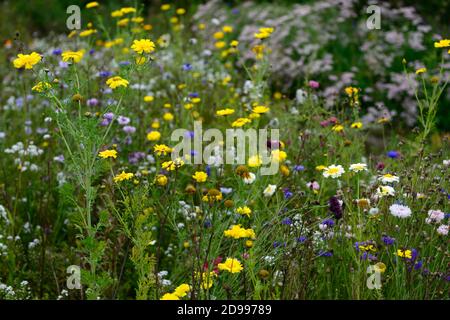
[443,159,450,167]
[243,172,256,184]
[323,165,345,178]
[376,185,395,197]
[263,184,277,197]
[349,163,368,172]
[379,173,400,183]
[436,225,448,236]
[389,204,412,218]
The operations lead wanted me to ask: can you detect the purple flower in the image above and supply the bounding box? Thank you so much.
[52,49,62,55]
[87,98,99,107]
[293,165,305,172]
[281,217,292,225]
[297,236,307,243]
[308,80,319,89]
[329,196,343,220]
[119,61,131,66]
[283,188,293,199]
[206,165,211,176]
[382,235,395,246]
[89,49,95,55]
[318,250,333,257]
[99,71,112,78]
[59,61,69,69]
[266,140,281,149]
[189,92,199,98]
[103,112,114,120]
[100,119,110,126]
[128,152,145,164]
[117,116,130,125]
[414,261,423,270]
[123,126,136,134]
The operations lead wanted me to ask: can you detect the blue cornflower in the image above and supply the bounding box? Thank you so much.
[387,150,399,159]
[182,63,192,71]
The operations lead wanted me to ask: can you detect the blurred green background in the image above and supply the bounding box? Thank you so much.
[1,0,448,39]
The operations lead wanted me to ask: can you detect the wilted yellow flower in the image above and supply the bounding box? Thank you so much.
[202,189,223,203]
[32,81,51,93]
[13,52,41,69]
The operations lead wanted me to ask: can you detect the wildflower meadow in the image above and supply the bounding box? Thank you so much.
[0,0,449,301]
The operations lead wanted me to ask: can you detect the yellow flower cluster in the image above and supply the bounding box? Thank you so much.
[160,284,190,300]
[13,52,41,69]
[218,258,243,273]
[224,225,256,239]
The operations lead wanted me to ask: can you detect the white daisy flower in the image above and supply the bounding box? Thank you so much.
[349,163,368,172]
[379,173,400,183]
[263,184,277,197]
[322,165,345,178]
